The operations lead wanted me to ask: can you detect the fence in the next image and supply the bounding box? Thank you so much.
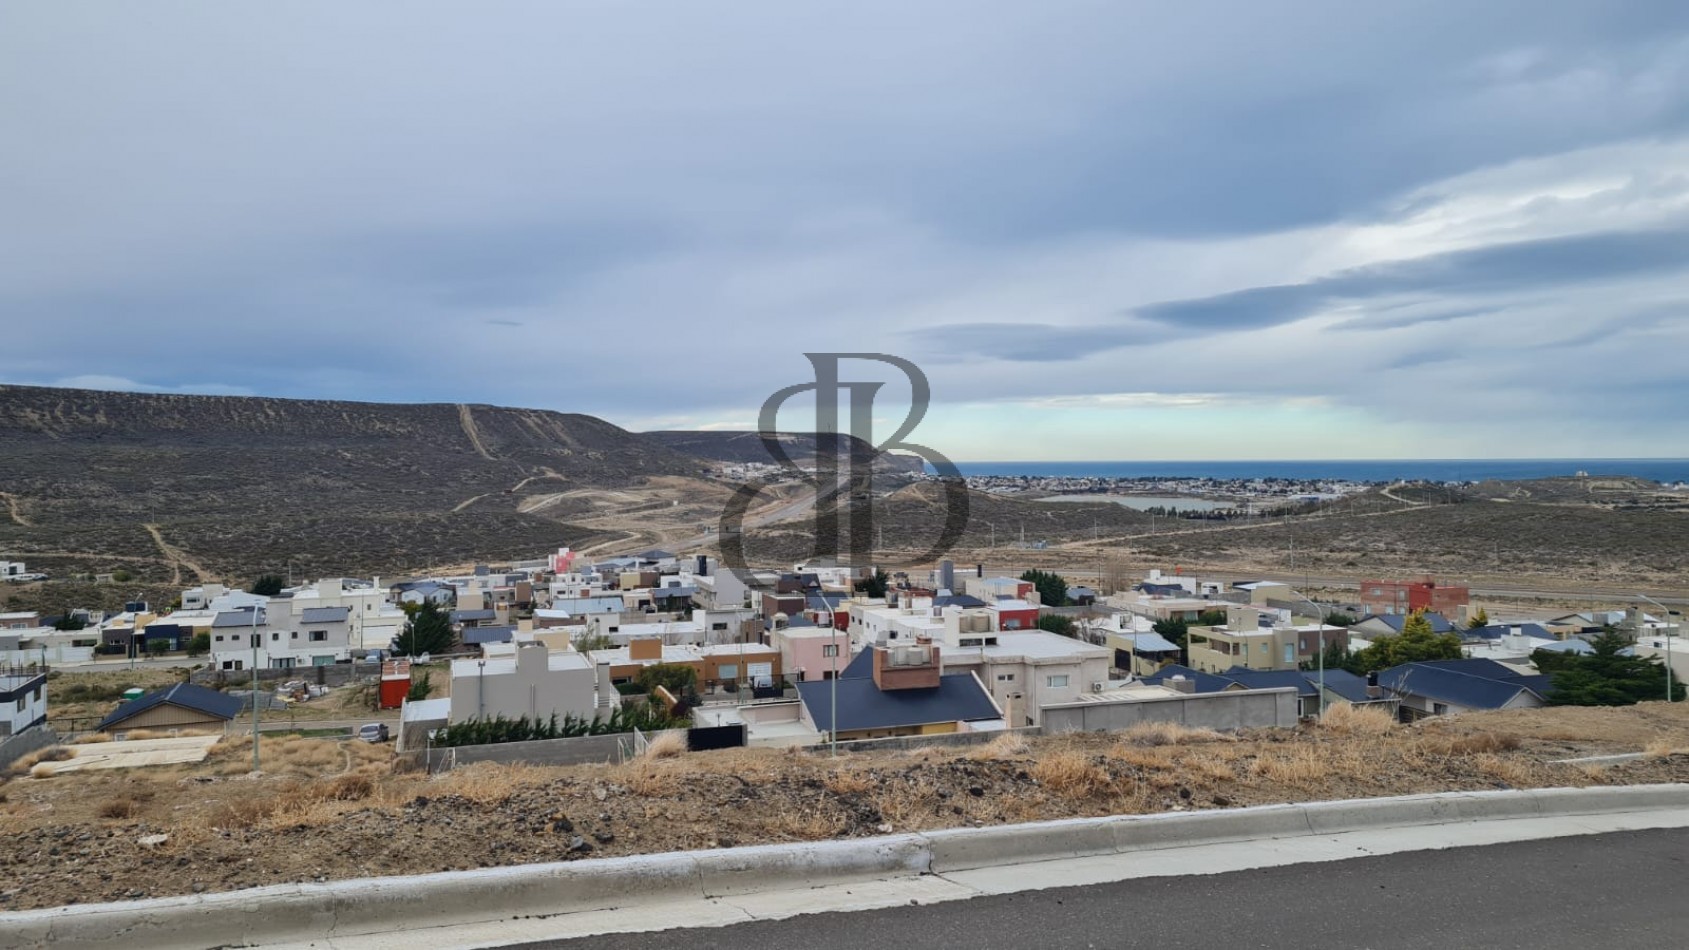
[0,726,60,771]
[812,727,1043,756]
[192,662,378,690]
[1040,687,1300,734]
[409,728,692,773]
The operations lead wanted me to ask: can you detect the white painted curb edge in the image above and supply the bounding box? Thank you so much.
[7,783,1685,948]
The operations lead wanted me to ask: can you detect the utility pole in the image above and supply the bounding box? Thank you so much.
[1636,593,1679,703]
[250,607,261,772]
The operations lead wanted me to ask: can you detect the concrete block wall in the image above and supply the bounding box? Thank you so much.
[421,729,690,772]
[1041,688,1299,734]
[0,725,59,770]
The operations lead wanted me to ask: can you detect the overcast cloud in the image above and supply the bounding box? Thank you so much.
[3,2,1688,460]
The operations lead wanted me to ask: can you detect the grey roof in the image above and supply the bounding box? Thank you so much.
[97,682,243,730]
[1220,667,1319,697]
[299,606,351,624]
[1141,664,1237,694]
[650,586,696,599]
[1377,662,1548,710]
[450,609,497,623]
[1311,668,1377,703]
[1532,638,1594,654]
[1123,632,1181,653]
[638,549,676,560]
[1359,612,1457,633]
[796,673,1000,733]
[212,609,265,628]
[932,594,988,609]
[463,625,516,645]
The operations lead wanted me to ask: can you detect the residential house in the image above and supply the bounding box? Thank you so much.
[96,682,243,734]
[208,605,353,670]
[938,630,1112,727]
[772,625,850,683]
[795,641,1004,741]
[1186,606,1345,674]
[1378,659,1552,720]
[0,669,47,737]
[587,638,783,690]
[1349,612,1457,639]
[0,612,41,630]
[985,599,1039,631]
[1360,578,1470,617]
[966,576,1034,601]
[448,642,608,724]
[287,578,407,651]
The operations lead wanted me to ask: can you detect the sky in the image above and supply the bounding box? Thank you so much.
[4,2,1689,461]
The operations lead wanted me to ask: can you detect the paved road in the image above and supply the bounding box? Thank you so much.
[513,829,1689,950]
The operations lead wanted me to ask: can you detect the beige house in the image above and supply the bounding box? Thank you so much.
[96,682,243,734]
[1186,605,1345,674]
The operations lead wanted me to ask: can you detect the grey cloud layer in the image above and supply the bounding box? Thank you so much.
[2,2,1689,454]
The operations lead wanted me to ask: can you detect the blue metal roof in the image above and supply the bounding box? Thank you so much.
[1360,612,1456,633]
[1377,663,1546,710]
[1220,667,1319,697]
[97,682,243,731]
[1463,623,1554,642]
[1140,664,1236,694]
[796,673,1000,733]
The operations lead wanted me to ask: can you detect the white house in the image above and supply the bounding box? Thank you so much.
[0,669,47,737]
[287,578,406,651]
[208,605,354,670]
[448,642,610,724]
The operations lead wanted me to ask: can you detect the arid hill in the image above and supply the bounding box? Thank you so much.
[0,384,708,582]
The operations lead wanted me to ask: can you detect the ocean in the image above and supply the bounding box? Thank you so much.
[943,459,1689,483]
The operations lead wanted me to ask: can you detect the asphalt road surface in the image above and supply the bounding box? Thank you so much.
[512,829,1689,950]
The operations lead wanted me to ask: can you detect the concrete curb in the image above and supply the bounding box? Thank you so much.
[7,784,1684,948]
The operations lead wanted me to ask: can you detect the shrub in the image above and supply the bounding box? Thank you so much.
[97,798,137,819]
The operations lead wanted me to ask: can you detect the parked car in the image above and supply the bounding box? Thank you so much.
[357,722,390,743]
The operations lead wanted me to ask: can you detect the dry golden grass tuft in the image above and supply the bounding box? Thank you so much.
[97,797,138,820]
[639,730,688,760]
[964,733,1030,761]
[72,733,113,745]
[1470,754,1540,787]
[432,762,545,805]
[10,746,74,778]
[1030,750,1110,798]
[1319,703,1397,736]
[1423,733,1522,756]
[1643,738,1683,758]
[1120,721,1234,746]
[1248,747,1330,787]
[124,729,166,741]
[822,768,874,796]
[770,804,848,840]
[1109,744,1176,770]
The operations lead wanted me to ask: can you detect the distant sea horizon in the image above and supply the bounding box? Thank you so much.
[940,458,1689,483]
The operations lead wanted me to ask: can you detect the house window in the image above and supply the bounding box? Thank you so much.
[271,632,280,641]
[822,644,839,657]
[215,635,223,642]
[310,631,327,642]
[1284,644,1295,665]
[960,638,982,647]
[718,664,739,680]
[291,631,299,639]
[14,697,22,712]
[996,673,1015,682]
[1047,675,1069,688]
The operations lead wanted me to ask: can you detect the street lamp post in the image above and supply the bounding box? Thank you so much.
[829,625,839,757]
[1635,593,1680,703]
[250,607,261,772]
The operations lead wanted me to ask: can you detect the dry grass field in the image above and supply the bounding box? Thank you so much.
[0,703,1684,910]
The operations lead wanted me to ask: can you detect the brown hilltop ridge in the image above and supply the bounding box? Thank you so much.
[0,383,720,585]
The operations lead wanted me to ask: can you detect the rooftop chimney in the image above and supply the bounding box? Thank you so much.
[1168,675,1195,694]
[1366,670,1382,699]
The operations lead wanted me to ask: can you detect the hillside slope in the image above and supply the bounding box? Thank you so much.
[0,384,706,581]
